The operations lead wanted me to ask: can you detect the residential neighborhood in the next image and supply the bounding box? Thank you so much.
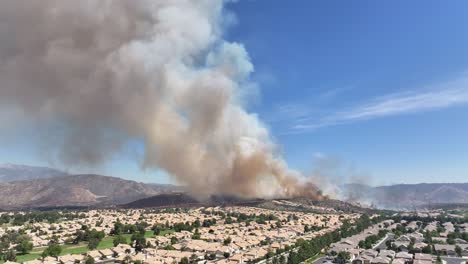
[0,207,359,264]
[323,214,468,264]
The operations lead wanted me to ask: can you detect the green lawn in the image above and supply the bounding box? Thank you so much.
[16,253,43,263]
[159,229,175,236]
[0,229,175,263]
[61,245,89,255]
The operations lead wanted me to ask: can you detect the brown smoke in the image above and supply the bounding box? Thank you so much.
[0,0,323,199]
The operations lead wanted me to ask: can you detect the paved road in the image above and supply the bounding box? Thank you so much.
[373,233,395,250]
[312,257,331,264]
[442,256,467,264]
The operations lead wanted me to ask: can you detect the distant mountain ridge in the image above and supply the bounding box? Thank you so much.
[0,173,179,210]
[341,182,468,209]
[0,163,68,182]
[1,163,467,210]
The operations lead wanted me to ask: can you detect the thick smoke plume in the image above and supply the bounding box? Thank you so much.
[0,0,323,199]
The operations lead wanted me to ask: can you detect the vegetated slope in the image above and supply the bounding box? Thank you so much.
[0,163,67,182]
[257,198,373,214]
[341,183,468,209]
[0,174,177,209]
[123,193,200,208]
[123,193,265,209]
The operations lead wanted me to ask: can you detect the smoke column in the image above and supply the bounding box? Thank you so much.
[0,0,322,199]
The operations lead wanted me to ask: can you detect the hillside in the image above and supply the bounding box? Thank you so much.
[341,183,468,209]
[257,198,373,214]
[0,174,177,209]
[123,193,265,209]
[0,163,68,182]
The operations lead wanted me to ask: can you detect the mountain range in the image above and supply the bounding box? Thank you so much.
[0,163,467,210]
[0,174,181,209]
[341,183,468,209]
[0,164,180,210]
[0,163,68,182]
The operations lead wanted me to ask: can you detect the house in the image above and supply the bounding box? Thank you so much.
[396,235,411,242]
[432,237,446,243]
[408,233,424,243]
[414,253,431,259]
[58,254,85,264]
[370,256,390,264]
[458,244,468,257]
[360,254,374,264]
[434,244,456,256]
[393,241,410,252]
[378,250,395,260]
[348,248,362,260]
[112,243,134,256]
[24,260,43,264]
[4,262,20,264]
[98,248,114,259]
[43,256,59,264]
[392,259,407,264]
[413,242,428,252]
[352,256,365,264]
[414,253,433,264]
[361,249,378,259]
[395,252,413,260]
[87,250,102,261]
[230,254,243,263]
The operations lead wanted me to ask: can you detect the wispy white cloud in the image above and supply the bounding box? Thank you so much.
[288,73,468,133]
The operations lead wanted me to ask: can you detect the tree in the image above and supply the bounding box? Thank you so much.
[279,255,286,264]
[179,257,189,264]
[276,221,282,228]
[112,222,124,235]
[192,229,201,240]
[123,255,132,264]
[223,237,232,245]
[88,237,100,250]
[225,217,234,224]
[223,252,230,258]
[85,256,95,264]
[113,235,127,247]
[16,239,33,254]
[190,254,198,263]
[131,233,146,252]
[192,220,201,228]
[43,243,62,257]
[152,224,162,236]
[455,245,462,257]
[422,245,432,254]
[2,249,16,262]
[336,251,350,264]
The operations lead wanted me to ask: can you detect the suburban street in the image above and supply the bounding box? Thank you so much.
[373,233,395,250]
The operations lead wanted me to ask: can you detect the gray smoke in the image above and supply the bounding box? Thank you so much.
[0,0,323,199]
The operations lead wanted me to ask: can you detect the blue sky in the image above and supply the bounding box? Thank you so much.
[2,0,468,185]
[227,0,468,185]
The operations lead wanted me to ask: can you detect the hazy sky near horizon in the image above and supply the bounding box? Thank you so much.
[1,0,468,186]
